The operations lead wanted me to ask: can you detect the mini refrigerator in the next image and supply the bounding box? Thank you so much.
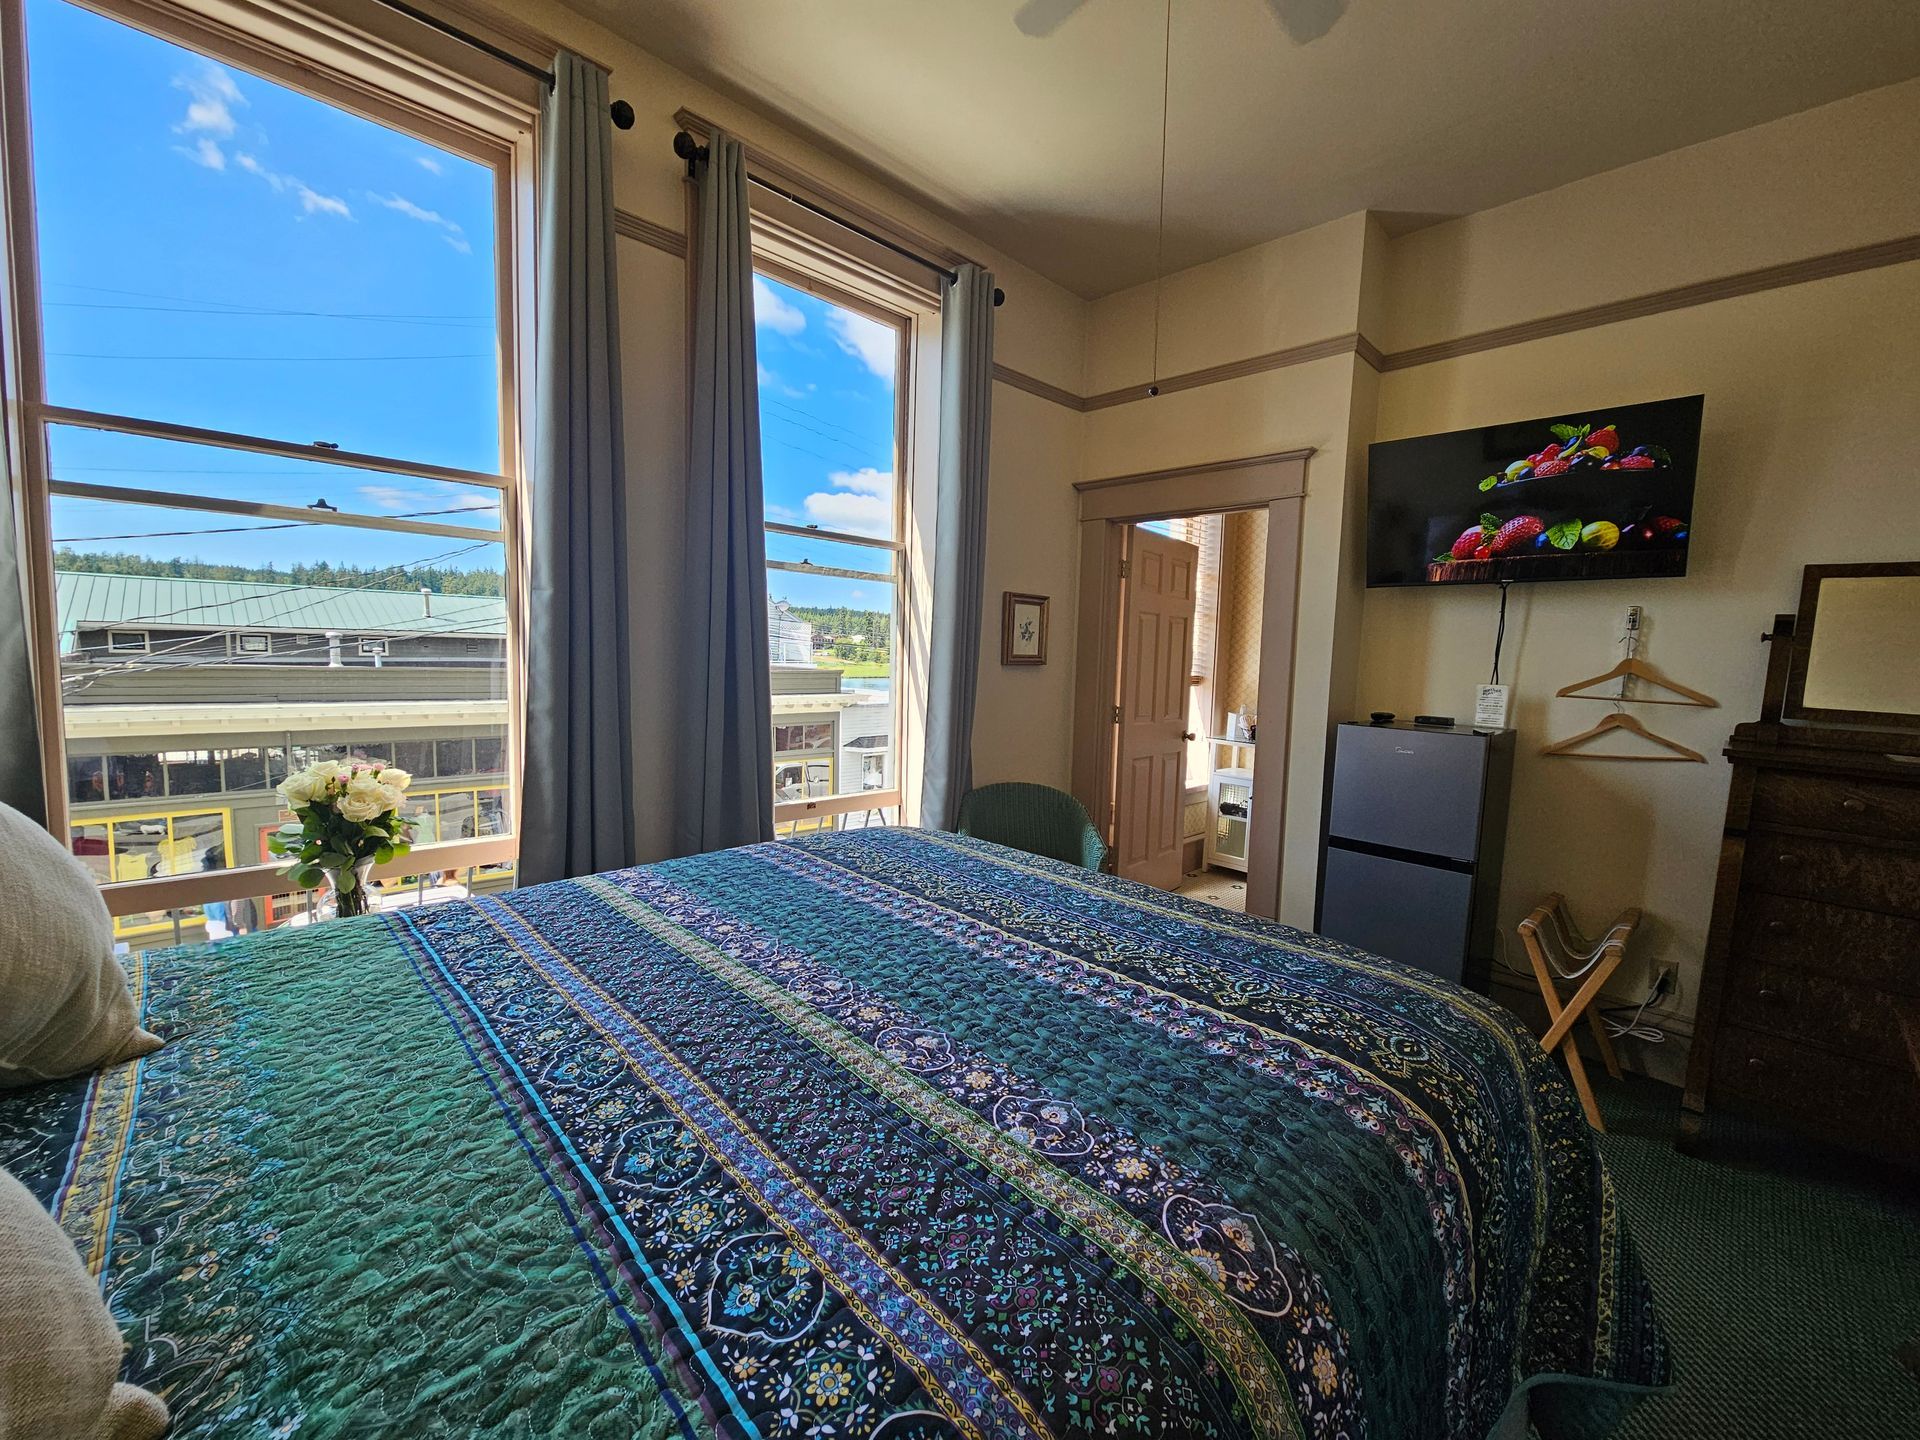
[1315,721,1514,991]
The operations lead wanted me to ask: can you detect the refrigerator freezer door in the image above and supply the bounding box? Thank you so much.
[1319,845,1474,983]
[1327,725,1486,862]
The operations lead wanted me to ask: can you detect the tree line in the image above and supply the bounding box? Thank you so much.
[54,549,507,596]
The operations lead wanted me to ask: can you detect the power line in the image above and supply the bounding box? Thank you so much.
[49,351,489,362]
[43,281,491,322]
[762,395,875,445]
[48,302,487,327]
[52,500,499,543]
[760,410,879,467]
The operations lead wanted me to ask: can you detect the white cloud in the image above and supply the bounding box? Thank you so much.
[415,154,444,176]
[757,363,807,400]
[357,484,497,518]
[753,276,806,336]
[802,468,892,537]
[370,192,470,252]
[173,64,243,138]
[236,153,351,218]
[826,308,896,380]
[176,136,226,170]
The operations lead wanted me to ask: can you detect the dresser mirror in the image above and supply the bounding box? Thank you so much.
[1783,561,1920,729]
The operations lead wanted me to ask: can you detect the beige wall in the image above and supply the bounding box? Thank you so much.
[1081,215,1384,925]
[516,0,1092,854]
[1363,79,1920,1058]
[1063,76,1920,1071]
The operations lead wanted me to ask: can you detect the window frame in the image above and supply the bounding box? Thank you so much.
[0,0,538,919]
[749,256,916,830]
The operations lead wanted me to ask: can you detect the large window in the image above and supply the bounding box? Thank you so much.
[751,271,906,830]
[7,0,527,946]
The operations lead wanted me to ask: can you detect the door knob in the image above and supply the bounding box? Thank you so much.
[1182,731,1197,741]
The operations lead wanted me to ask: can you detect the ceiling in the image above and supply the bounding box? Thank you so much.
[584,0,1920,298]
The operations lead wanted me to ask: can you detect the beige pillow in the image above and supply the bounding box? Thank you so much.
[0,800,161,1087]
[0,1167,169,1439]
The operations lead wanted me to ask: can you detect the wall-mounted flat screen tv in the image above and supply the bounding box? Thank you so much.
[1366,394,1704,588]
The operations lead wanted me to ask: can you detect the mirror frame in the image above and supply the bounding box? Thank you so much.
[1782,560,1920,729]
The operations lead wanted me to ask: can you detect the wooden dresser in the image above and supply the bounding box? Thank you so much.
[1683,584,1920,1166]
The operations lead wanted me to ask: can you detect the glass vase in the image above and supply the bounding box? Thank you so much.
[326,857,377,919]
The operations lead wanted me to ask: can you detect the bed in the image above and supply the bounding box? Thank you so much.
[0,827,1667,1438]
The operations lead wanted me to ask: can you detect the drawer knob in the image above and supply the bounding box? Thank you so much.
[1757,987,1780,1003]
[1776,853,1797,866]
[1764,919,1791,935]
[1747,1057,1767,1073]
[1841,797,1867,813]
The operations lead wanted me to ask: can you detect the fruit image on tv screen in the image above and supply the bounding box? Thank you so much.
[1365,394,1704,587]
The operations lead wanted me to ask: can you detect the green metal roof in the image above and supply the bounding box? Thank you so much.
[54,571,506,644]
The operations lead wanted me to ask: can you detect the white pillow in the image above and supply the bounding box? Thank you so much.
[0,800,161,1088]
[0,1166,169,1438]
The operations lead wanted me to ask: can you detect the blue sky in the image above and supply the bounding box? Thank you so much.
[30,0,897,621]
[751,274,899,616]
[30,0,501,576]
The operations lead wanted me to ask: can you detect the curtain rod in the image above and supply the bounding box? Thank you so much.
[672,131,1004,307]
[372,0,635,128]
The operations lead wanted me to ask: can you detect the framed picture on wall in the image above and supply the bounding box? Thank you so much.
[1001,592,1049,666]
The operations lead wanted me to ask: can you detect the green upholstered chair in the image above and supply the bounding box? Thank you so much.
[954,783,1109,871]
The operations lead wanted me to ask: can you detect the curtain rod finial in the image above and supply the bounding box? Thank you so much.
[610,100,635,130]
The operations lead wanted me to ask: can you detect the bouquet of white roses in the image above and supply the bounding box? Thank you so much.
[267,760,417,915]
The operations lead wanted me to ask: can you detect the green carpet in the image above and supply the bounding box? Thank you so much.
[1573,1075,1920,1439]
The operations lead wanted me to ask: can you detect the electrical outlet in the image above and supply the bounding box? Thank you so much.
[1651,964,1676,1004]
[1623,604,1643,641]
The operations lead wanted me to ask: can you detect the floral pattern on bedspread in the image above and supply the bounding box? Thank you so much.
[0,828,1667,1439]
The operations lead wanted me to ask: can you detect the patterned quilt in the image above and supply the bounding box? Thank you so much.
[0,828,1666,1439]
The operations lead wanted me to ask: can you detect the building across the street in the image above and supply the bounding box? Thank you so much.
[56,573,892,943]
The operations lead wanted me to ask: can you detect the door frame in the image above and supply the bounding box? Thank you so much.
[1069,449,1311,919]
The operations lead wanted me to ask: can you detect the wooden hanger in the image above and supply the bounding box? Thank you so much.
[1541,710,1706,762]
[1557,655,1717,707]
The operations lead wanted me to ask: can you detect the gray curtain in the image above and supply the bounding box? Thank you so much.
[519,53,635,885]
[0,475,44,825]
[921,263,996,831]
[673,130,775,856]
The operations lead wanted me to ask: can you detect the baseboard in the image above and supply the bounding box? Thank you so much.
[1487,973,1692,1089]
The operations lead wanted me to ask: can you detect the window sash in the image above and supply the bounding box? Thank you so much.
[751,262,911,827]
[3,0,533,908]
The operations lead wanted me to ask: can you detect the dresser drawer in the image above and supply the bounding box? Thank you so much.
[1710,1025,1919,1163]
[1743,832,1920,919]
[1723,963,1912,1067]
[1750,769,1920,845]
[1730,892,1920,993]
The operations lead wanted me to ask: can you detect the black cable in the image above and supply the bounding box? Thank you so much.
[1490,581,1512,685]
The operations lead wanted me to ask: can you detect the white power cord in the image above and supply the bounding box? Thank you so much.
[1499,914,1671,1046]
[1600,989,1666,1044]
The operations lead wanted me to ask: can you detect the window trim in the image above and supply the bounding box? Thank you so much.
[750,261,915,828]
[0,0,536,918]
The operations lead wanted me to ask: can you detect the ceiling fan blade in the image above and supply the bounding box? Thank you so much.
[1265,0,1349,45]
[1014,0,1090,39]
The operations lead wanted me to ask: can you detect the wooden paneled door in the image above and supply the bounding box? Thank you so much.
[1115,527,1198,889]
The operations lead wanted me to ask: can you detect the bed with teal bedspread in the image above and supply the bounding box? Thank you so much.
[0,828,1666,1439]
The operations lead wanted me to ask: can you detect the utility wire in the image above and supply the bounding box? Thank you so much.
[53,500,499,543]
[44,281,490,322]
[50,351,488,362]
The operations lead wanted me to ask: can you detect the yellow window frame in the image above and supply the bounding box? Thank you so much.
[71,806,236,938]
